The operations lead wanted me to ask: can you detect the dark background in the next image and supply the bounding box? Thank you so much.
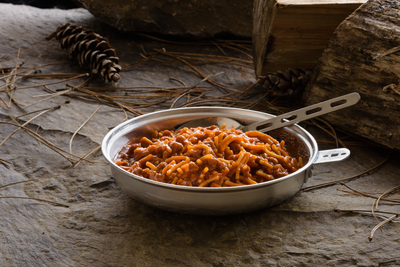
[0,0,78,9]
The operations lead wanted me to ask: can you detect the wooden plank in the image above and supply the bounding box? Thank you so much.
[303,0,400,149]
[253,0,365,77]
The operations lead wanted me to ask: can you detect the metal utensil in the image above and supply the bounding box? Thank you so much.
[178,92,360,133]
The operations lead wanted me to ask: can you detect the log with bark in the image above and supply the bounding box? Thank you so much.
[252,0,365,77]
[303,0,400,149]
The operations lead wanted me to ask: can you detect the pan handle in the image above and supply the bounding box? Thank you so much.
[314,148,351,165]
[304,148,351,183]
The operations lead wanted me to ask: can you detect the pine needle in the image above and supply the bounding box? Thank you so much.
[368,215,398,241]
[0,108,52,148]
[302,151,392,192]
[3,120,92,163]
[158,49,236,92]
[69,105,102,161]
[4,73,89,91]
[0,61,67,81]
[0,179,38,190]
[0,196,69,207]
[69,145,101,169]
[25,88,73,108]
[0,158,12,168]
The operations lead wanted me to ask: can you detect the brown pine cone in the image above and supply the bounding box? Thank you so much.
[46,23,121,83]
[256,68,313,98]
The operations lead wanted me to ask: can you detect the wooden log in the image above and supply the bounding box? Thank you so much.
[252,0,365,77]
[303,0,400,149]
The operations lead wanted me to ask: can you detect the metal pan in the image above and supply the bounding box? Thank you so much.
[102,107,350,215]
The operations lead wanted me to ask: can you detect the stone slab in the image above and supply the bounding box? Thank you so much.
[74,0,253,38]
[0,4,399,267]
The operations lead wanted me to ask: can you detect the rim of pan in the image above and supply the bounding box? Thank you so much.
[102,107,319,192]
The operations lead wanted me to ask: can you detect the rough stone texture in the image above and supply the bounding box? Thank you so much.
[74,0,254,38]
[0,4,399,267]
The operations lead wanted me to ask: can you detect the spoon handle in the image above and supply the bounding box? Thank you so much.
[242,92,361,133]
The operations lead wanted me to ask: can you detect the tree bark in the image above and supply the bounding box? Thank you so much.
[252,0,364,77]
[303,0,400,149]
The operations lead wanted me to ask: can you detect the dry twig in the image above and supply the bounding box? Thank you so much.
[335,183,400,241]
[302,151,392,192]
[339,183,400,204]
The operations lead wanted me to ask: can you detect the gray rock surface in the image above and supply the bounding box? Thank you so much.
[0,4,399,267]
[75,0,254,38]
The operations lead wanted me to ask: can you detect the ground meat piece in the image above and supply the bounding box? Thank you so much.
[170,141,183,154]
[147,145,157,155]
[162,149,171,159]
[148,171,165,182]
[133,147,148,160]
[207,125,219,131]
[126,143,140,157]
[132,167,150,178]
[185,149,202,159]
[229,142,241,154]
[176,135,186,144]
[217,161,228,172]
[202,139,217,152]
[156,142,172,158]
[205,157,219,170]
[189,136,198,144]
[176,179,191,186]
[157,162,168,172]
[268,156,279,165]
[159,130,173,137]
[188,162,199,172]
[156,146,164,158]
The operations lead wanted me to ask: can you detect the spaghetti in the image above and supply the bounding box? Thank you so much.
[115,126,302,187]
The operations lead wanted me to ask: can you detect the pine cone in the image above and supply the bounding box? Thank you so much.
[256,68,313,98]
[46,23,121,83]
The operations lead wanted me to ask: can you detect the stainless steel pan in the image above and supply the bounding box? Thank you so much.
[102,107,350,215]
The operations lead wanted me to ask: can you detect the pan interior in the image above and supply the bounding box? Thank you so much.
[110,108,313,168]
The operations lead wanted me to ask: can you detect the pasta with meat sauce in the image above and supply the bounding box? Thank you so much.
[114,126,302,187]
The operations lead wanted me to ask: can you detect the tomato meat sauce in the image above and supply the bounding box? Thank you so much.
[115,126,302,187]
